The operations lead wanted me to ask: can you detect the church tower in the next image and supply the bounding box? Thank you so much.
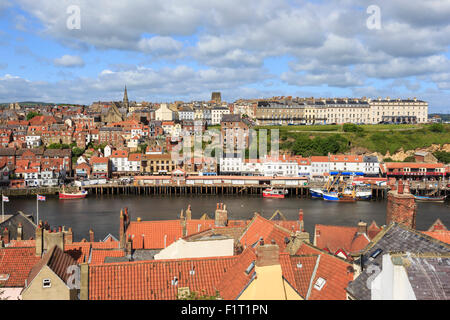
[123,85,129,111]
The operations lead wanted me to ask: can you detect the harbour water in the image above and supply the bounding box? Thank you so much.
[5,195,449,242]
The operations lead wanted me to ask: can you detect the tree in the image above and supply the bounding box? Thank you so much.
[72,147,85,157]
[433,151,450,164]
[138,143,148,154]
[26,111,41,121]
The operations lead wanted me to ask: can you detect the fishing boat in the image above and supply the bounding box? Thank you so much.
[310,188,325,198]
[414,195,446,203]
[323,191,356,202]
[59,186,88,200]
[263,188,288,199]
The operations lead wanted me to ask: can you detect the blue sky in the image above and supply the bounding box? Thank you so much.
[0,0,449,113]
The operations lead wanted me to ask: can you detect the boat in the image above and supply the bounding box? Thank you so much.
[414,195,446,203]
[323,191,356,202]
[59,187,88,200]
[263,188,288,199]
[310,188,325,198]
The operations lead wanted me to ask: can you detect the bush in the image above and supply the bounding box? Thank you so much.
[343,123,363,133]
[26,111,41,121]
[403,156,416,162]
[429,123,444,133]
[433,151,450,164]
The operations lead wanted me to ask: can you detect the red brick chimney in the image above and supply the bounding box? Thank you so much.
[397,180,404,194]
[299,209,304,232]
[386,185,417,229]
[2,227,9,244]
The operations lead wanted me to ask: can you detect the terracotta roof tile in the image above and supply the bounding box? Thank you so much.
[89,256,238,300]
[90,249,125,265]
[0,247,41,287]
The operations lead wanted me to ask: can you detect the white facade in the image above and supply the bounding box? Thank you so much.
[155,103,174,121]
[261,159,299,177]
[154,238,234,260]
[370,254,416,300]
[211,107,230,125]
[220,156,244,174]
[310,160,330,176]
[26,135,41,148]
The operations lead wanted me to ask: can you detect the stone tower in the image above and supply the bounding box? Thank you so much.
[123,85,129,111]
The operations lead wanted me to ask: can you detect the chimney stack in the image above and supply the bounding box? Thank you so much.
[65,227,73,245]
[357,221,367,235]
[215,203,228,227]
[89,229,94,242]
[2,227,9,244]
[17,223,23,241]
[35,224,43,256]
[256,243,280,267]
[386,184,417,229]
[119,209,125,249]
[397,180,404,194]
[299,209,304,232]
[186,205,192,220]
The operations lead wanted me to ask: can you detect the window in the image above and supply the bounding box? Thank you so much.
[43,279,51,288]
[314,277,326,291]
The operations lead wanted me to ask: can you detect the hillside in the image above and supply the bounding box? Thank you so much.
[256,123,450,157]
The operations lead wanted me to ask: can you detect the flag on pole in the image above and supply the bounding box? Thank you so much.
[37,195,46,201]
[2,195,9,202]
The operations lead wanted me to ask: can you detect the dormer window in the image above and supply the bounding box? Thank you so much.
[314,277,326,291]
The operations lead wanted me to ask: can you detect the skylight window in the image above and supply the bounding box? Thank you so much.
[296,263,303,269]
[171,277,178,286]
[314,277,326,291]
[0,274,10,281]
[245,261,255,275]
[369,248,383,261]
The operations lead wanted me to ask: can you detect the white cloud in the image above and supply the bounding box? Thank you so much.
[53,55,85,68]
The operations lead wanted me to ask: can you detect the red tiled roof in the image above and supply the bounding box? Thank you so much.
[422,231,450,244]
[90,249,125,265]
[239,214,294,251]
[384,162,444,169]
[314,225,371,257]
[126,220,183,250]
[281,254,318,298]
[294,242,353,300]
[89,256,238,300]
[217,248,256,300]
[7,240,36,248]
[0,247,41,287]
[65,243,91,264]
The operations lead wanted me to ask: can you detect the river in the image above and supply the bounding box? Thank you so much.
[5,195,449,242]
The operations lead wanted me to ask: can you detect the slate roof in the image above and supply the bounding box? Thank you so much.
[0,212,36,241]
[346,223,450,300]
[401,254,450,300]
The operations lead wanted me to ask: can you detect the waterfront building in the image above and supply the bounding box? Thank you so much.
[310,156,330,178]
[141,153,177,175]
[221,114,250,152]
[380,162,446,180]
[90,156,110,179]
[363,156,380,176]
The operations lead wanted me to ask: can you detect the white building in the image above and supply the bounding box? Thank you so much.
[26,135,41,148]
[310,156,330,178]
[211,107,230,125]
[155,103,174,121]
[328,155,364,173]
[363,156,380,176]
[219,154,244,174]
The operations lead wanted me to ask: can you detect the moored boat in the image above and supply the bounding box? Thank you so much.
[263,188,288,199]
[414,195,446,203]
[59,189,88,200]
[310,188,325,198]
[323,191,356,202]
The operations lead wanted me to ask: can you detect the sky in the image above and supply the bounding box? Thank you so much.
[0,0,449,113]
